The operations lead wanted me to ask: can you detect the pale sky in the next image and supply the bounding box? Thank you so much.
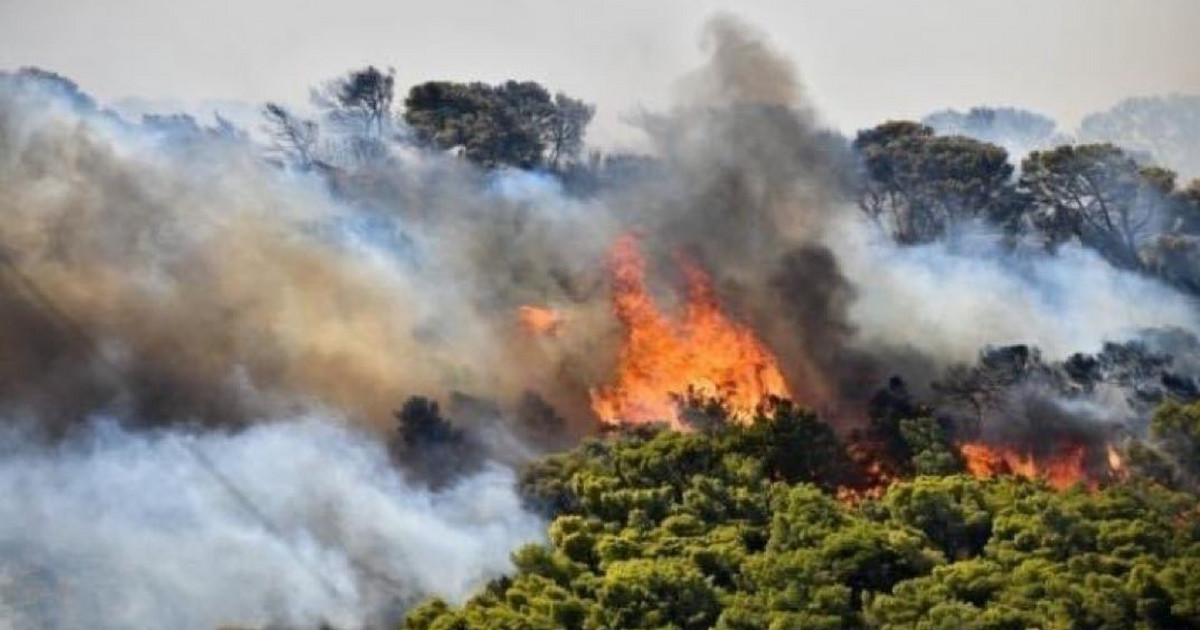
[0,0,1197,148]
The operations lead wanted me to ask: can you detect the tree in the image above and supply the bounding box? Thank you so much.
[736,398,857,490]
[932,344,1052,426]
[261,102,319,168]
[403,80,540,168]
[882,476,993,560]
[1140,178,1200,294]
[1148,401,1200,486]
[853,121,1021,244]
[312,65,395,138]
[898,418,964,477]
[389,396,481,486]
[598,559,720,630]
[310,66,395,164]
[403,80,594,170]
[852,378,960,479]
[545,93,595,170]
[139,112,247,144]
[1018,144,1172,270]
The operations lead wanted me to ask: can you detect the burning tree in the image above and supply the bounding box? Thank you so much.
[928,333,1200,489]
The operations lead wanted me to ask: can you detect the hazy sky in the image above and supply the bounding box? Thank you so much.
[0,0,1197,147]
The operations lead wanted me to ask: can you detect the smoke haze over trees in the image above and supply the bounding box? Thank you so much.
[923,106,1065,159]
[0,10,1197,630]
[1080,95,1200,181]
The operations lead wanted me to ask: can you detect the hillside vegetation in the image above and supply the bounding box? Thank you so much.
[402,401,1200,630]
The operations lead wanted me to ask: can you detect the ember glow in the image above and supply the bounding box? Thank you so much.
[590,234,791,428]
[960,441,1099,490]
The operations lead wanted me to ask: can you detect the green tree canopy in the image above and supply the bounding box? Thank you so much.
[403,80,593,170]
[1018,143,1172,270]
[402,400,1200,630]
[853,121,1021,244]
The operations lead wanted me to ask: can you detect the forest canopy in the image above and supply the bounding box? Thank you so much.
[401,400,1200,630]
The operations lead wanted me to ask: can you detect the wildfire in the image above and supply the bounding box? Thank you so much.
[590,234,790,428]
[960,441,1103,490]
[518,305,564,336]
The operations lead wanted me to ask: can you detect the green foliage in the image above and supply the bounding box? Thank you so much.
[403,403,1200,630]
[851,118,1200,296]
[881,476,992,560]
[853,121,1021,244]
[1019,143,1169,271]
[598,558,720,630]
[403,80,593,170]
[854,378,962,479]
[898,418,963,476]
[1148,400,1200,485]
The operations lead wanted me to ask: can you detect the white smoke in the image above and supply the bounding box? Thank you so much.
[0,418,543,630]
[835,217,1200,363]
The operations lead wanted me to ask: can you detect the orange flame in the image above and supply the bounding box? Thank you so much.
[518,305,564,336]
[590,234,790,428]
[960,441,1095,490]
